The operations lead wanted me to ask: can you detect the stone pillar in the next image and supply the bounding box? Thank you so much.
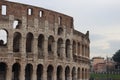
[80,69,82,80]
[62,68,65,80]
[33,37,38,60]
[80,43,82,56]
[76,42,78,56]
[6,64,12,80]
[7,32,13,53]
[69,72,72,80]
[21,35,26,58]
[20,64,25,80]
[62,41,65,60]
[44,36,48,59]
[43,68,47,80]
[84,45,86,57]
[53,40,57,59]
[70,44,73,61]
[32,65,37,80]
[53,67,56,80]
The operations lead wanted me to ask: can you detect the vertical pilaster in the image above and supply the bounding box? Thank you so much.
[44,36,48,59]
[53,67,56,80]
[80,43,82,56]
[43,68,47,80]
[20,64,25,80]
[53,40,57,59]
[32,65,37,80]
[62,41,65,60]
[21,35,26,58]
[70,44,73,61]
[6,64,12,80]
[33,37,38,60]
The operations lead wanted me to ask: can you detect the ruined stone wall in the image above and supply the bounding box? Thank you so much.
[0,0,90,80]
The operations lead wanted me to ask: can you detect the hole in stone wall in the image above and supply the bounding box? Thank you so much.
[39,11,43,17]
[58,16,62,25]
[58,27,63,35]
[13,20,22,29]
[28,8,32,15]
[1,5,7,15]
[0,29,7,46]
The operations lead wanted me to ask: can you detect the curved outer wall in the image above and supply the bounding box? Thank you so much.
[0,0,90,80]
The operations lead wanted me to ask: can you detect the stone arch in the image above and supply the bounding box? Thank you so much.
[13,32,22,52]
[65,66,70,80]
[72,40,76,55]
[84,68,87,79]
[82,68,84,79]
[38,34,44,58]
[25,64,33,80]
[57,65,63,80]
[57,38,63,58]
[0,29,8,46]
[26,32,34,52]
[47,65,54,80]
[58,27,63,35]
[72,67,76,80]
[77,42,80,56]
[0,62,7,80]
[77,68,80,80]
[12,63,20,80]
[65,39,71,58]
[48,35,55,55]
[37,64,43,80]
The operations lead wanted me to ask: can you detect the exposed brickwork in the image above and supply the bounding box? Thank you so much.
[0,0,90,80]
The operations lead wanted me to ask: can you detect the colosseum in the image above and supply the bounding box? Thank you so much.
[0,0,90,80]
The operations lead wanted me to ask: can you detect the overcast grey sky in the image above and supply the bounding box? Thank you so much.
[7,0,120,58]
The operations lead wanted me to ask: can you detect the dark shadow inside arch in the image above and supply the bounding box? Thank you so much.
[47,65,54,80]
[0,62,7,80]
[13,32,22,52]
[65,66,70,80]
[37,64,43,80]
[12,63,20,80]
[57,66,63,80]
[25,64,33,80]
[38,34,44,58]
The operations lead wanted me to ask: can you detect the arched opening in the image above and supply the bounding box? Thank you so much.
[82,68,84,80]
[47,65,54,80]
[39,11,43,17]
[58,27,63,35]
[65,39,70,58]
[77,68,80,80]
[57,38,63,58]
[65,66,70,80]
[72,41,76,55]
[0,29,8,46]
[57,66,63,80]
[77,42,80,56]
[48,36,54,55]
[37,64,43,80]
[26,32,34,52]
[0,62,7,80]
[13,20,22,29]
[25,64,33,80]
[12,63,20,80]
[72,67,76,80]
[38,34,44,58]
[58,16,62,25]
[82,45,84,56]
[13,32,22,52]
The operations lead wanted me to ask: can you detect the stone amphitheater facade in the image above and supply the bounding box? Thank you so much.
[0,0,90,80]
